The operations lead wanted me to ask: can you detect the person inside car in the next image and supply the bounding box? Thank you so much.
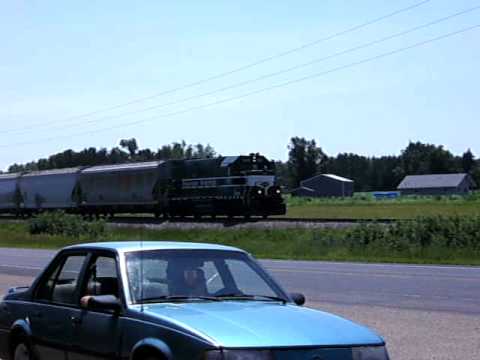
[182,267,208,296]
[167,260,208,297]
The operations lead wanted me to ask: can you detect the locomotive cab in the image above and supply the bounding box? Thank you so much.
[167,153,286,218]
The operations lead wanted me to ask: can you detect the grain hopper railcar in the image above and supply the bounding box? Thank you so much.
[0,173,21,214]
[78,161,167,216]
[18,168,82,214]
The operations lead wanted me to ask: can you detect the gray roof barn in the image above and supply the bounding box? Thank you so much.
[291,174,354,198]
[397,173,476,195]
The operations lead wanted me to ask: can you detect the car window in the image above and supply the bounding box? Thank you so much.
[36,254,87,305]
[127,257,225,299]
[126,250,284,303]
[225,259,276,297]
[35,260,63,301]
[203,261,224,294]
[83,256,120,298]
[127,258,169,301]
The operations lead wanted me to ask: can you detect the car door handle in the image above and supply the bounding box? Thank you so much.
[71,316,82,325]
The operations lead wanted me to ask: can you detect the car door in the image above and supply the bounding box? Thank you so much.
[30,252,89,360]
[69,253,123,360]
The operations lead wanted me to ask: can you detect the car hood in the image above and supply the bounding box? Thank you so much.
[137,301,383,348]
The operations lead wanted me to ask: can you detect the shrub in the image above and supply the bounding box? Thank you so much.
[346,216,480,254]
[466,191,480,201]
[29,211,106,238]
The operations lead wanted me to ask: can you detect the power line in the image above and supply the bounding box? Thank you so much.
[2,24,477,149]
[9,4,478,137]
[0,0,432,135]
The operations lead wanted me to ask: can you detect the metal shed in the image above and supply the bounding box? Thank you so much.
[291,174,354,198]
[397,173,476,195]
[78,161,165,208]
[0,173,21,212]
[18,168,82,210]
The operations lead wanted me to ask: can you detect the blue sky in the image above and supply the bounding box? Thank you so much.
[1,0,479,170]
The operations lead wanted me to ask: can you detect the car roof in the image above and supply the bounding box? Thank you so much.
[64,241,245,254]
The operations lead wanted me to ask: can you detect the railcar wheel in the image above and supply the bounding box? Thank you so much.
[14,342,32,360]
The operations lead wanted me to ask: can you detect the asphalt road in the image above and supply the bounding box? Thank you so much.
[0,247,479,359]
[0,248,479,314]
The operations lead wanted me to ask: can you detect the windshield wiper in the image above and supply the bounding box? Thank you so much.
[140,295,221,304]
[215,293,287,304]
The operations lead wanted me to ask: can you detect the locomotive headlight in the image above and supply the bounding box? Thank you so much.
[257,189,263,195]
[275,189,281,194]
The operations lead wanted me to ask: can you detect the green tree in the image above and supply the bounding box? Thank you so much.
[472,167,480,189]
[327,153,371,191]
[462,149,475,173]
[400,141,457,175]
[287,137,325,188]
[119,138,138,157]
[8,164,25,173]
[274,161,289,188]
[193,144,216,158]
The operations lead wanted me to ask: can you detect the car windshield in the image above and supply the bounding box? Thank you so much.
[125,249,287,304]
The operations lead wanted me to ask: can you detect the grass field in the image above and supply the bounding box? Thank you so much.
[283,193,480,219]
[1,220,479,266]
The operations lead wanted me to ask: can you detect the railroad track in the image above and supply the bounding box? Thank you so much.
[110,216,398,225]
[0,214,398,225]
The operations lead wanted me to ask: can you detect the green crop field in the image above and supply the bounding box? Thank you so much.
[282,193,480,219]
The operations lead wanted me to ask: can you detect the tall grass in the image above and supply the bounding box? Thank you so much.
[346,216,480,263]
[0,216,479,265]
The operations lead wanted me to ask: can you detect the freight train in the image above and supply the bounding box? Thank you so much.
[0,154,286,218]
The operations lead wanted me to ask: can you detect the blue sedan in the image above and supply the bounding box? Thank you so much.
[0,241,390,359]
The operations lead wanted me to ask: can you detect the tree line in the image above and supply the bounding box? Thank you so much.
[281,138,480,191]
[4,137,479,192]
[6,139,216,173]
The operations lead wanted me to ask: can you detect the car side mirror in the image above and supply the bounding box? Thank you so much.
[82,295,121,314]
[290,293,305,306]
